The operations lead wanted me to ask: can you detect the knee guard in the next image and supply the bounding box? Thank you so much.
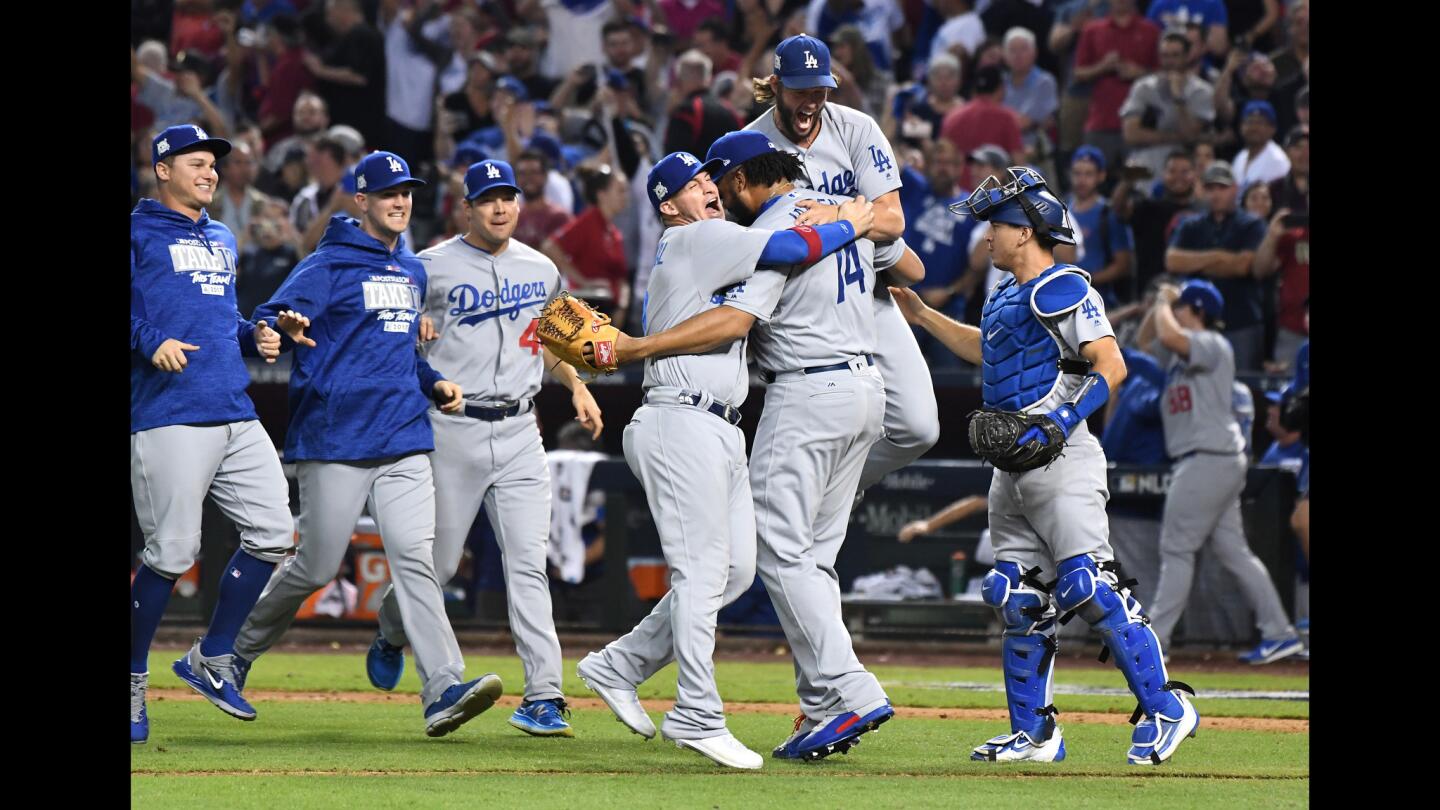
[1054,555,1190,721]
[981,563,1061,741]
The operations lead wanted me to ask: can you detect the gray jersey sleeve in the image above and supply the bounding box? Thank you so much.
[1181,329,1224,372]
[721,267,789,323]
[873,237,906,272]
[1054,287,1116,354]
[847,112,902,200]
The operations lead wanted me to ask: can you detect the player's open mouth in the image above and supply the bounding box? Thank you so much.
[794,108,817,133]
[704,197,720,213]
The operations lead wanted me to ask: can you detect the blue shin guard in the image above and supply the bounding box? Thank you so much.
[981,563,1060,743]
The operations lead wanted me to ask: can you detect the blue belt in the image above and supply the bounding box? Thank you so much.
[463,401,531,421]
[646,390,743,425]
[760,353,874,384]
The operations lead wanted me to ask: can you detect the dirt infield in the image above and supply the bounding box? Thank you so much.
[149,689,1307,734]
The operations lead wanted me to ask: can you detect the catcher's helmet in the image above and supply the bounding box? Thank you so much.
[1178,279,1224,322]
[950,166,1076,245]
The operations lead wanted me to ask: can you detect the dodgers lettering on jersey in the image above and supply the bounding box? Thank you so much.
[418,236,561,404]
[745,103,902,203]
[1153,330,1247,457]
[723,189,902,372]
[641,219,774,405]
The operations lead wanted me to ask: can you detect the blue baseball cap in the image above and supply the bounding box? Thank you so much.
[1241,100,1277,125]
[496,75,529,101]
[354,151,426,193]
[647,151,724,213]
[705,131,785,182]
[1071,144,1106,172]
[1178,279,1224,321]
[773,34,837,90]
[152,124,232,165]
[464,159,522,200]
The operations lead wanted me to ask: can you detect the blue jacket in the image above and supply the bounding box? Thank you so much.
[1101,349,1168,465]
[130,199,260,433]
[255,216,446,462]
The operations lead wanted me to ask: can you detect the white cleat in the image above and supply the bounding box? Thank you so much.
[665,731,764,770]
[577,654,656,739]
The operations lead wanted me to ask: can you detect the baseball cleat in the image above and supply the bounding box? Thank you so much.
[1238,636,1304,665]
[131,672,149,744]
[1127,691,1200,765]
[663,731,764,770]
[172,640,256,721]
[794,699,893,761]
[424,673,503,738]
[772,713,819,759]
[577,656,655,739]
[365,632,405,691]
[509,698,575,737]
[971,729,1067,762]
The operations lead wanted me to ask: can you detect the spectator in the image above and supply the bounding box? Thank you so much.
[171,0,227,59]
[1293,84,1308,126]
[1230,101,1290,189]
[549,20,653,111]
[829,25,891,118]
[691,19,742,75]
[240,0,299,29]
[1064,146,1135,307]
[962,37,1006,97]
[885,52,964,149]
[1241,181,1272,221]
[1119,149,1203,294]
[1254,203,1308,367]
[1226,0,1285,54]
[133,48,232,136]
[1266,124,1308,214]
[263,91,329,174]
[981,0,1059,74]
[289,136,353,254]
[543,164,631,325]
[663,49,743,158]
[262,144,311,204]
[255,14,314,148]
[435,53,500,165]
[236,200,303,318]
[805,0,905,72]
[1145,0,1228,61]
[898,138,976,367]
[1072,0,1160,172]
[931,0,985,61]
[381,0,452,166]
[1259,390,1306,469]
[504,27,560,102]
[532,0,613,81]
[304,0,385,146]
[1048,0,1104,194]
[1215,51,1294,157]
[213,140,275,253]
[1118,30,1214,181]
[940,66,1023,190]
[1001,27,1059,167]
[659,0,727,44]
[1270,1,1308,88]
[1164,161,1268,370]
[513,149,575,249]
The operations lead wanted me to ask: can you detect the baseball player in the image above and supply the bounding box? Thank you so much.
[569,150,874,770]
[130,124,295,745]
[744,34,940,494]
[1137,280,1302,664]
[226,151,507,738]
[891,166,1200,765]
[365,159,604,738]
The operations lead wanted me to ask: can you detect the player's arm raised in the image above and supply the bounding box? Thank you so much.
[878,240,925,287]
[543,346,604,439]
[887,285,982,365]
[1149,284,1191,357]
[898,495,987,543]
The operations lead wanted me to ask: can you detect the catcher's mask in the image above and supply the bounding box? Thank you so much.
[950,167,1076,246]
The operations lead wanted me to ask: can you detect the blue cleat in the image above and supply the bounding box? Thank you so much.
[1238,636,1304,665]
[971,729,1067,762]
[772,714,818,760]
[794,699,893,761]
[424,674,504,738]
[130,672,149,744]
[1127,691,1200,765]
[509,698,575,737]
[172,640,256,721]
[366,632,405,691]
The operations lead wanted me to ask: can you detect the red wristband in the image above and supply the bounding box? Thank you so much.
[791,225,823,264]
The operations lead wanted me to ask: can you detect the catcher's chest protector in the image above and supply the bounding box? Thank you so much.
[981,269,1066,412]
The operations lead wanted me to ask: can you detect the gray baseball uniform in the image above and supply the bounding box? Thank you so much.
[375,235,566,703]
[1146,330,1295,647]
[582,218,773,741]
[722,189,901,722]
[746,103,939,491]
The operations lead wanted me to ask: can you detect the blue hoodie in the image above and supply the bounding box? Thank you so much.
[255,215,445,462]
[131,199,261,433]
[1101,349,1169,465]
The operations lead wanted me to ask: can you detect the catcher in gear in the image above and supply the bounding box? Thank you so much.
[891,166,1200,767]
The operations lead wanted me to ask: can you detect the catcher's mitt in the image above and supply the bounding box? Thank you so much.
[968,408,1068,473]
[536,291,622,374]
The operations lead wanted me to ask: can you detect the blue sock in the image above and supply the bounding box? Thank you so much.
[131,565,176,673]
[200,550,277,657]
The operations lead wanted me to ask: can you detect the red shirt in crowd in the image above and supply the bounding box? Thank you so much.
[552,207,627,300]
[258,46,315,147]
[515,200,574,253]
[171,9,227,58]
[660,0,728,43]
[1075,13,1160,132]
[940,97,1024,187]
[1275,226,1310,334]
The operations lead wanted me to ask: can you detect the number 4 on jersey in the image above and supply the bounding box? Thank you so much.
[520,319,542,355]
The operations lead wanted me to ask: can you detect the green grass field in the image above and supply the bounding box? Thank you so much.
[133,649,1308,808]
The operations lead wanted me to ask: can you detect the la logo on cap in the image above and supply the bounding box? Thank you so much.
[679,154,698,166]
[804,50,818,69]
[486,163,500,179]
[386,156,403,173]
[192,125,207,139]
[653,181,667,200]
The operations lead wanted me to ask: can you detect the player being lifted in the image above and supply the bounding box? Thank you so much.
[891,167,1200,765]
